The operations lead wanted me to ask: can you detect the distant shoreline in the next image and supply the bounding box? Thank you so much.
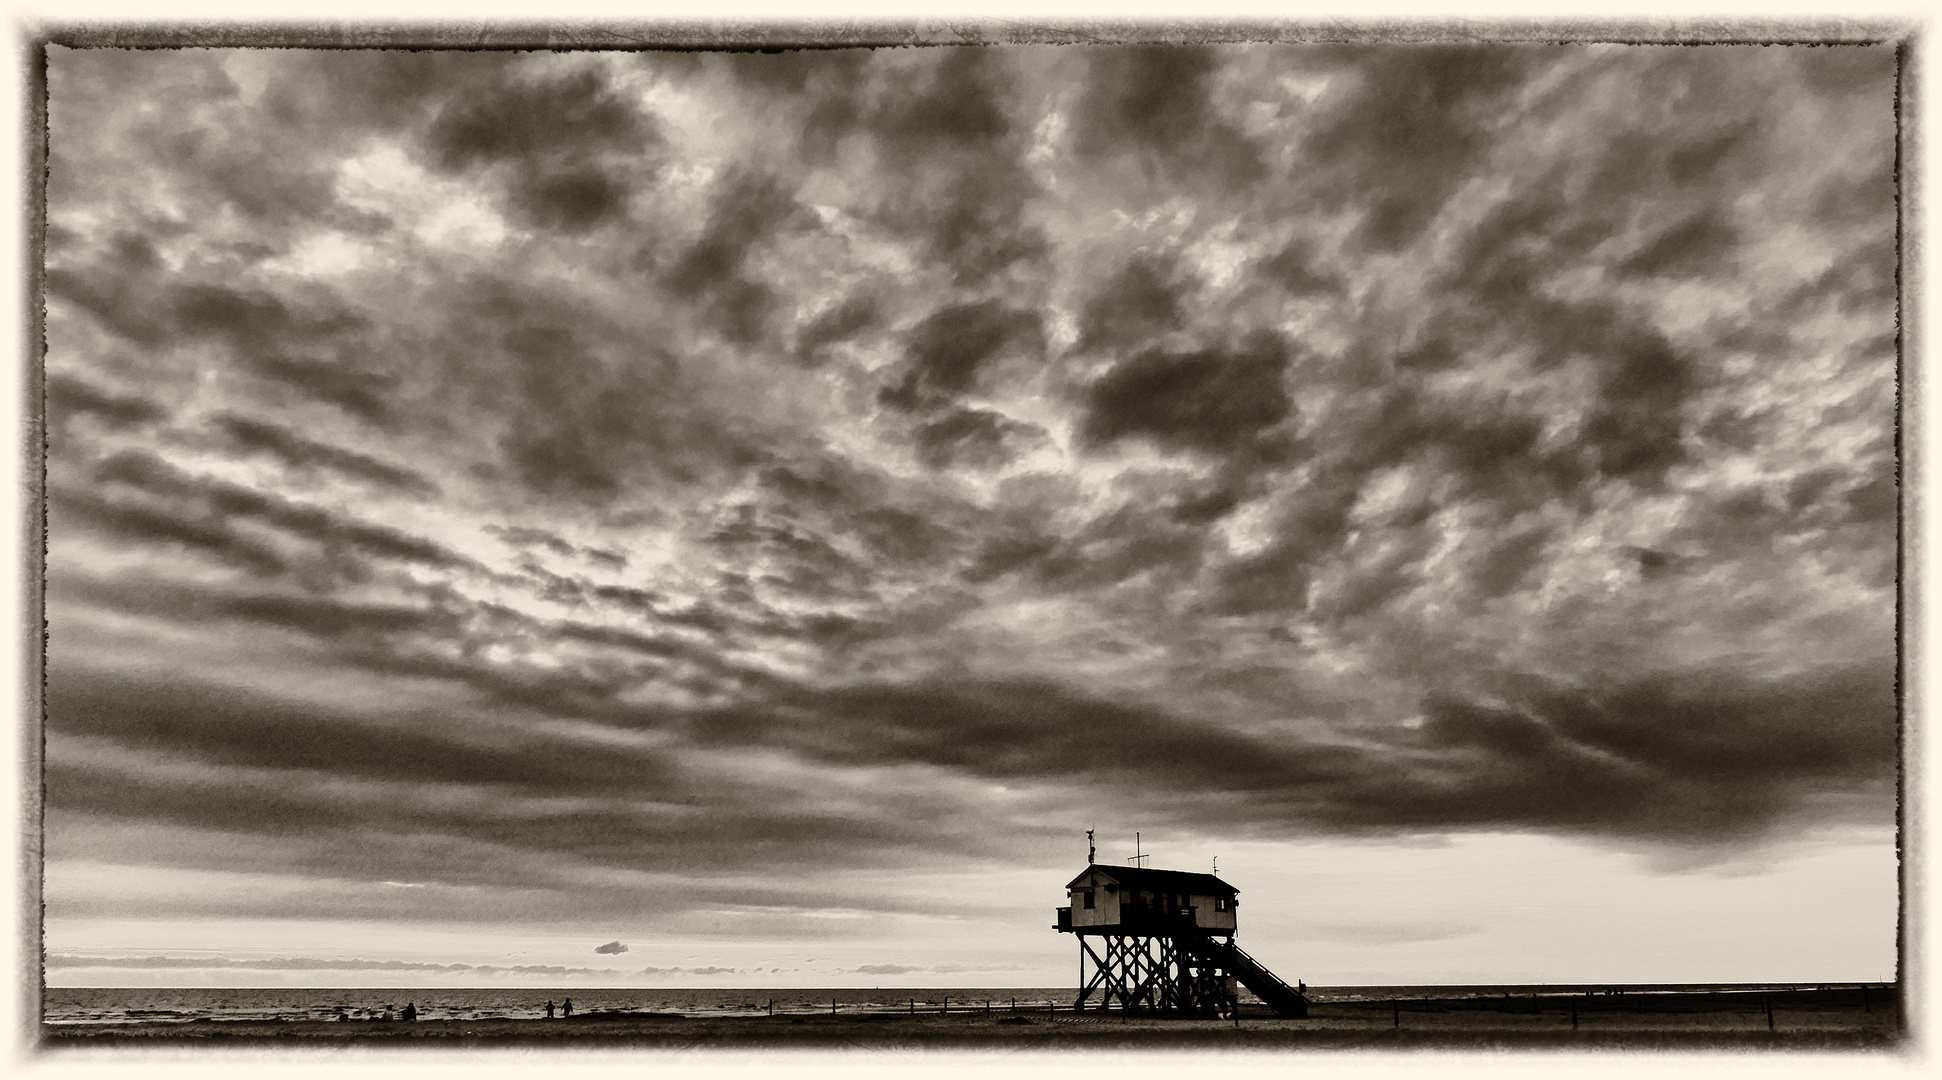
[43,986,1904,1050]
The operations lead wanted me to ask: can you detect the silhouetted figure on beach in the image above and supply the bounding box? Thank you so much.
[563,997,574,1017]
[545,1000,555,1018]
[402,1002,418,1021]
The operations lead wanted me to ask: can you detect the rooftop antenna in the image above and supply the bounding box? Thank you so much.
[1087,828,1095,865]
[1129,832,1150,868]
[1213,855,1218,874]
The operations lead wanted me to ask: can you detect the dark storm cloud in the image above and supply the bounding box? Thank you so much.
[879,300,1042,413]
[496,324,636,500]
[923,166,1047,285]
[242,357,402,428]
[54,574,466,651]
[793,295,877,364]
[41,45,1898,935]
[168,281,364,349]
[215,414,437,496]
[661,171,800,343]
[46,671,1044,898]
[47,374,168,429]
[757,461,961,565]
[426,65,656,231]
[47,671,673,794]
[86,450,468,570]
[718,49,873,161]
[44,265,169,347]
[660,661,1892,841]
[1081,332,1292,454]
[1189,374,1572,617]
[867,48,1012,154]
[1468,523,1553,599]
[913,408,1045,470]
[1351,664,1897,837]
[1259,240,1341,298]
[1616,206,1739,279]
[1436,182,1704,489]
[1304,45,1538,250]
[855,50,1045,284]
[1077,254,1191,354]
[488,524,627,569]
[1072,46,1265,190]
[473,293,759,502]
[961,495,1209,590]
[60,276,402,424]
[51,488,290,577]
[706,503,873,597]
[1206,485,1358,616]
[50,268,381,411]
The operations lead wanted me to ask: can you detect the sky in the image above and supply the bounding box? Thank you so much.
[39,41,1899,990]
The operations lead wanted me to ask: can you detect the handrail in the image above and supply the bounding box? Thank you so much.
[1177,927,1307,1017]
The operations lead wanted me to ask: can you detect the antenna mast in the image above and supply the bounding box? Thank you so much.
[1087,828,1095,864]
[1129,832,1150,868]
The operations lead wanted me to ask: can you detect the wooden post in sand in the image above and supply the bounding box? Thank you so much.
[1391,999,1398,1028]
[1764,995,1773,1031]
[909,998,914,1017]
[1862,985,1871,1012]
[831,997,837,1016]
[942,996,948,1015]
[767,1000,773,1016]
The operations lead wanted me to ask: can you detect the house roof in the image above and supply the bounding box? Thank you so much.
[1066,864,1237,896]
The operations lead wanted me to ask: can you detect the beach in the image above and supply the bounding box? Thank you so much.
[42,987,1902,1050]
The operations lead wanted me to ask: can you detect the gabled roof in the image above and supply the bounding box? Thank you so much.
[1066,864,1237,896]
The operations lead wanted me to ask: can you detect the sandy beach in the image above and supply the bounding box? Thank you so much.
[42,987,1902,1050]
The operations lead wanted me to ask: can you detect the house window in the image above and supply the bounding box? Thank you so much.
[1214,897,1228,912]
[1082,890,1095,909]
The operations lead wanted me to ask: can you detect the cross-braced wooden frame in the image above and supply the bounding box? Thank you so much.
[1074,932,1236,1017]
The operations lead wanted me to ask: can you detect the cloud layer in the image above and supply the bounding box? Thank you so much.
[43,45,1896,937]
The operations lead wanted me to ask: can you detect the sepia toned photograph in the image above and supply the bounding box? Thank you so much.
[31,26,1905,1058]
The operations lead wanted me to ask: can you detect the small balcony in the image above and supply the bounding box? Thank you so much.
[1055,906,1072,931]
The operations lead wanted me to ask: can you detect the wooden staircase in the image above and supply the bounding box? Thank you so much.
[1179,928,1309,1018]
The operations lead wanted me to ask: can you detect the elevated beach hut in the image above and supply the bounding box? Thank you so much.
[1055,843,1307,1018]
[1061,864,1239,935]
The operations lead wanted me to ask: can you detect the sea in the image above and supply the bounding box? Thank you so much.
[42,983,1874,1027]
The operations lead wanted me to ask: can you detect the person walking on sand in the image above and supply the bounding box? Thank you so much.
[402,1002,417,1021]
[545,999,555,1019]
[563,997,574,1017]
